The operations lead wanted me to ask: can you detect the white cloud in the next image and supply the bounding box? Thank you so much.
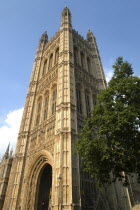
[0,108,23,158]
[104,67,114,83]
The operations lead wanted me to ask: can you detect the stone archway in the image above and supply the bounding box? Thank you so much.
[35,164,52,210]
[24,151,53,210]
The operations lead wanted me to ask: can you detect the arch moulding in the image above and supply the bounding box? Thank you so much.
[23,150,54,210]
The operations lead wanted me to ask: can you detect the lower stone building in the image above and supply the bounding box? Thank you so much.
[1,7,140,210]
[0,145,13,209]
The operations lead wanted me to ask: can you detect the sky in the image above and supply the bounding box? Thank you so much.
[0,0,140,157]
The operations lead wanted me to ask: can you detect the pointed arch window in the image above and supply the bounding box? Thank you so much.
[55,48,59,64]
[85,91,90,116]
[49,54,53,70]
[51,87,57,115]
[44,91,49,120]
[36,97,42,125]
[76,86,82,114]
[42,59,47,76]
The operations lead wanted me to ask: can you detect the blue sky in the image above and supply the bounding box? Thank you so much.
[0,0,140,156]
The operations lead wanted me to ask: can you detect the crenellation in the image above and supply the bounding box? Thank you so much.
[45,30,60,49]
[73,29,92,50]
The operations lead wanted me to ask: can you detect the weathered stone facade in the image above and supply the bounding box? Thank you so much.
[1,7,140,210]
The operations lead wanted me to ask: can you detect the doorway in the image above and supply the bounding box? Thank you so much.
[35,164,52,210]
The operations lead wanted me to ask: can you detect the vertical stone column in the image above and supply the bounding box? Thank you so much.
[78,50,81,66]
[3,32,48,210]
[52,7,81,210]
[89,89,94,111]
[81,85,86,117]
[87,29,106,90]
[52,51,55,67]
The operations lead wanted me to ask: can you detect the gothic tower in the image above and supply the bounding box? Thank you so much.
[0,145,13,209]
[3,7,107,210]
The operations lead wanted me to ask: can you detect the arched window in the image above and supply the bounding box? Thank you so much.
[36,97,42,125]
[74,47,78,64]
[44,91,49,120]
[51,87,57,115]
[76,86,82,114]
[81,52,84,68]
[87,57,91,73]
[55,48,59,64]
[85,91,90,116]
[42,59,47,76]
[48,54,53,70]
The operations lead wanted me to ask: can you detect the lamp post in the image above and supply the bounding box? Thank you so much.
[58,175,62,210]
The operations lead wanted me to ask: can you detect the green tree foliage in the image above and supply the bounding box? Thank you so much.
[76,57,140,186]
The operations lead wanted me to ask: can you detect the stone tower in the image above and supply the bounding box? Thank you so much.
[2,7,140,210]
[3,7,107,210]
[0,144,13,209]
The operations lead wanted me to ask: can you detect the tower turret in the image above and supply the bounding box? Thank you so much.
[38,31,48,47]
[87,28,107,89]
[87,29,95,44]
[0,143,13,210]
[61,7,72,28]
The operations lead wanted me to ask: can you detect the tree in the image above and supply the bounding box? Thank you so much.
[76,57,140,186]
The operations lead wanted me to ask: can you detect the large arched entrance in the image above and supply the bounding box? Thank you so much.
[35,164,52,210]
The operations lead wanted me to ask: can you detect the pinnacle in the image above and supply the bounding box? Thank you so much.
[2,143,10,160]
[61,6,71,16]
[61,6,72,28]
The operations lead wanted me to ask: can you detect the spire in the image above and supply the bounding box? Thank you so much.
[61,7,72,28]
[2,143,10,160]
[61,6,71,16]
[87,29,95,42]
[10,148,13,157]
[5,143,10,157]
[39,31,48,45]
